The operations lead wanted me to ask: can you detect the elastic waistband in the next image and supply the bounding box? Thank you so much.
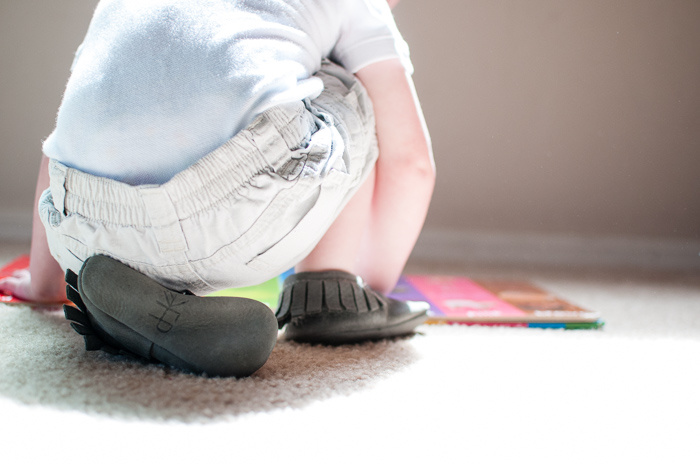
[49,101,316,227]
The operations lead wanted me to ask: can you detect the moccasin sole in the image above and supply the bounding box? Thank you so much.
[70,255,278,377]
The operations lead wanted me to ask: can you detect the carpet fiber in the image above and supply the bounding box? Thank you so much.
[1,241,699,464]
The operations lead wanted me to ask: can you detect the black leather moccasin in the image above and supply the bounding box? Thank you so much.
[275,270,429,344]
[64,255,278,377]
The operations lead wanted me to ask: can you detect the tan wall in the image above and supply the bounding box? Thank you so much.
[1,0,699,241]
[394,0,700,240]
[0,0,98,232]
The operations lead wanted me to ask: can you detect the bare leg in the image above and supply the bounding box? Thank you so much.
[295,167,376,277]
[295,154,433,295]
[296,60,435,295]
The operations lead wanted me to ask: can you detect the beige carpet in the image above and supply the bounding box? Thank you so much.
[1,241,699,464]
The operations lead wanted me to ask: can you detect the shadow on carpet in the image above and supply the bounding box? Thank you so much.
[0,305,421,422]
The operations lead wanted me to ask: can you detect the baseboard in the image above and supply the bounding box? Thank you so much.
[0,208,32,242]
[412,228,700,271]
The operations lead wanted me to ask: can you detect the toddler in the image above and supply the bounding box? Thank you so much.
[0,0,435,376]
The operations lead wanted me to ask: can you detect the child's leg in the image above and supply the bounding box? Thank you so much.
[295,60,435,296]
[294,150,433,296]
[277,59,434,343]
[295,167,376,279]
[278,160,433,343]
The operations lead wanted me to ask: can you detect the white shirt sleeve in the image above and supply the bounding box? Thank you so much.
[331,0,413,74]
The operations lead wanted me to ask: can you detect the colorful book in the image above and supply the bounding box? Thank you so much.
[389,275,603,329]
[208,276,284,310]
[2,256,603,328]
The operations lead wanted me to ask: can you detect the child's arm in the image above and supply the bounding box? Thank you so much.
[0,156,67,303]
[354,58,435,293]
